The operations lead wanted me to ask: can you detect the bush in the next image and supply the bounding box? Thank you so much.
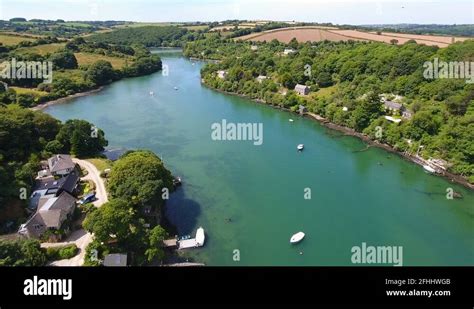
[45,244,78,261]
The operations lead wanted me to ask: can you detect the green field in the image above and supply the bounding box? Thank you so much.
[16,43,66,55]
[0,34,36,46]
[114,22,183,28]
[10,87,48,97]
[74,52,130,69]
[54,69,86,83]
[86,158,113,172]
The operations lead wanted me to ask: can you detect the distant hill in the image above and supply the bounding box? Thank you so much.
[87,26,193,47]
[355,24,474,37]
[236,26,471,48]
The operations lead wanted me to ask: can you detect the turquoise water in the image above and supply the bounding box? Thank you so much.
[44,51,474,266]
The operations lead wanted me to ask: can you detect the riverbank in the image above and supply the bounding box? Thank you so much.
[31,87,105,111]
[202,82,474,191]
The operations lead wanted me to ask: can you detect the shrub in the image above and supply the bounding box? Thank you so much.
[46,244,78,261]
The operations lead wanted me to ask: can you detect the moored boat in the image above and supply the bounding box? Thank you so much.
[196,227,205,246]
[290,232,305,244]
[423,165,436,174]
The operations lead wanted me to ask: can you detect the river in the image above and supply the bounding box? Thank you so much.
[44,50,474,266]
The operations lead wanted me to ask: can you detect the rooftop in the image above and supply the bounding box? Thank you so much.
[103,254,128,267]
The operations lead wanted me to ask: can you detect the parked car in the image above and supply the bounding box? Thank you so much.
[79,192,96,205]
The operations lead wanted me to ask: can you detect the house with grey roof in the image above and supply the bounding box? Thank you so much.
[383,100,412,119]
[19,191,77,240]
[48,154,76,176]
[384,100,403,112]
[29,169,80,212]
[294,84,310,96]
[104,254,128,267]
[298,105,308,115]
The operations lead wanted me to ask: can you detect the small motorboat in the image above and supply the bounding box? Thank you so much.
[289,119,294,122]
[297,144,304,151]
[174,86,179,90]
[173,176,182,187]
[195,227,205,246]
[423,165,436,174]
[149,91,154,96]
[290,232,305,244]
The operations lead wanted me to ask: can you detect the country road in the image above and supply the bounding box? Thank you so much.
[42,158,108,266]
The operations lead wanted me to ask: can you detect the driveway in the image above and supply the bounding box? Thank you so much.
[42,158,108,266]
[73,158,108,206]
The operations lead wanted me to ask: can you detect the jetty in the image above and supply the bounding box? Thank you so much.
[163,227,206,250]
[162,237,202,249]
[178,238,202,249]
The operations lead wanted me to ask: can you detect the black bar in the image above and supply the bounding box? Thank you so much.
[0,267,472,306]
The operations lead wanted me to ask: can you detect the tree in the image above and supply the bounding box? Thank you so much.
[316,72,333,88]
[408,111,442,139]
[55,119,108,157]
[145,225,167,263]
[350,92,384,132]
[49,51,78,70]
[83,199,138,245]
[86,60,115,86]
[108,151,173,213]
[0,239,46,266]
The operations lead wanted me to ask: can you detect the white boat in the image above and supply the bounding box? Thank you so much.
[297,144,304,151]
[174,86,179,90]
[149,91,154,96]
[195,227,205,246]
[290,232,305,244]
[423,165,436,174]
[289,119,294,122]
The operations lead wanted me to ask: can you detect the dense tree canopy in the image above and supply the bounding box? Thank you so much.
[55,119,108,158]
[185,36,474,183]
[49,51,78,70]
[108,150,173,212]
[0,239,46,266]
[87,26,198,47]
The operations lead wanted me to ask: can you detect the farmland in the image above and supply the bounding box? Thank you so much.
[16,43,66,55]
[237,26,471,47]
[0,33,36,46]
[74,52,130,69]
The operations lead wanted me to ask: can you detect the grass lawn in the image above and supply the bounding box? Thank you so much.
[54,69,87,84]
[74,52,130,69]
[16,43,66,55]
[312,85,337,99]
[114,22,182,28]
[10,87,49,101]
[0,34,36,46]
[182,25,209,31]
[86,158,113,172]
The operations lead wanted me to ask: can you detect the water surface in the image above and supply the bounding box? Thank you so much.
[44,51,474,266]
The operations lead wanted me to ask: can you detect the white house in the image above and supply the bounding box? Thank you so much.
[217,70,228,79]
[256,75,267,83]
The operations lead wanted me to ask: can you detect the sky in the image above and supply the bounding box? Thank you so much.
[0,0,473,25]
